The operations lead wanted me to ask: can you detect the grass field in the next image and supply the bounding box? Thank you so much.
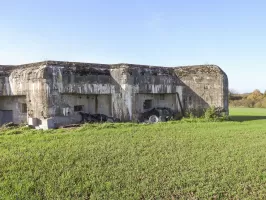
[230,107,266,122]
[1,108,266,199]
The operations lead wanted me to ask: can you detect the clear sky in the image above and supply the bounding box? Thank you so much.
[1,0,265,93]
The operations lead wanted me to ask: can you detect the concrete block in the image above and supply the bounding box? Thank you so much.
[39,118,55,130]
[28,118,38,126]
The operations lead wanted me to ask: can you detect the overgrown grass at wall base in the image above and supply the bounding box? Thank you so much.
[183,106,229,122]
[1,108,266,199]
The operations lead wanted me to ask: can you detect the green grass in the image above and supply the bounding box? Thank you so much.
[1,108,266,199]
[230,107,266,122]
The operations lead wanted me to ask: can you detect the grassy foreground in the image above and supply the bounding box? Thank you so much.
[1,108,266,199]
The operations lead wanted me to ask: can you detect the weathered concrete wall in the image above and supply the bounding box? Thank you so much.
[0,64,49,124]
[111,65,184,121]
[43,63,185,122]
[174,65,229,114]
[110,67,134,121]
[9,65,48,119]
[43,64,117,124]
[0,96,27,124]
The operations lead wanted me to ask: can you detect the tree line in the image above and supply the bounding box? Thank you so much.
[229,89,266,108]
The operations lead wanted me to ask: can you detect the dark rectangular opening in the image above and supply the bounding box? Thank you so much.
[20,103,27,113]
[74,105,84,112]
[0,110,13,125]
[188,96,192,105]
[143,99,152,110]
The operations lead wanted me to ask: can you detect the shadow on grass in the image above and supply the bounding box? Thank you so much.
[230,116,266,122]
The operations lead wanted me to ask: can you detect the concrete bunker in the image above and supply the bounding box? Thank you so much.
[0,61,228,129]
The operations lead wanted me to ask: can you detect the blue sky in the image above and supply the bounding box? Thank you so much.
[0,0,266,93]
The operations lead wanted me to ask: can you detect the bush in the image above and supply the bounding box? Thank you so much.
[184,106,229,122]
[204,106,217,120]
